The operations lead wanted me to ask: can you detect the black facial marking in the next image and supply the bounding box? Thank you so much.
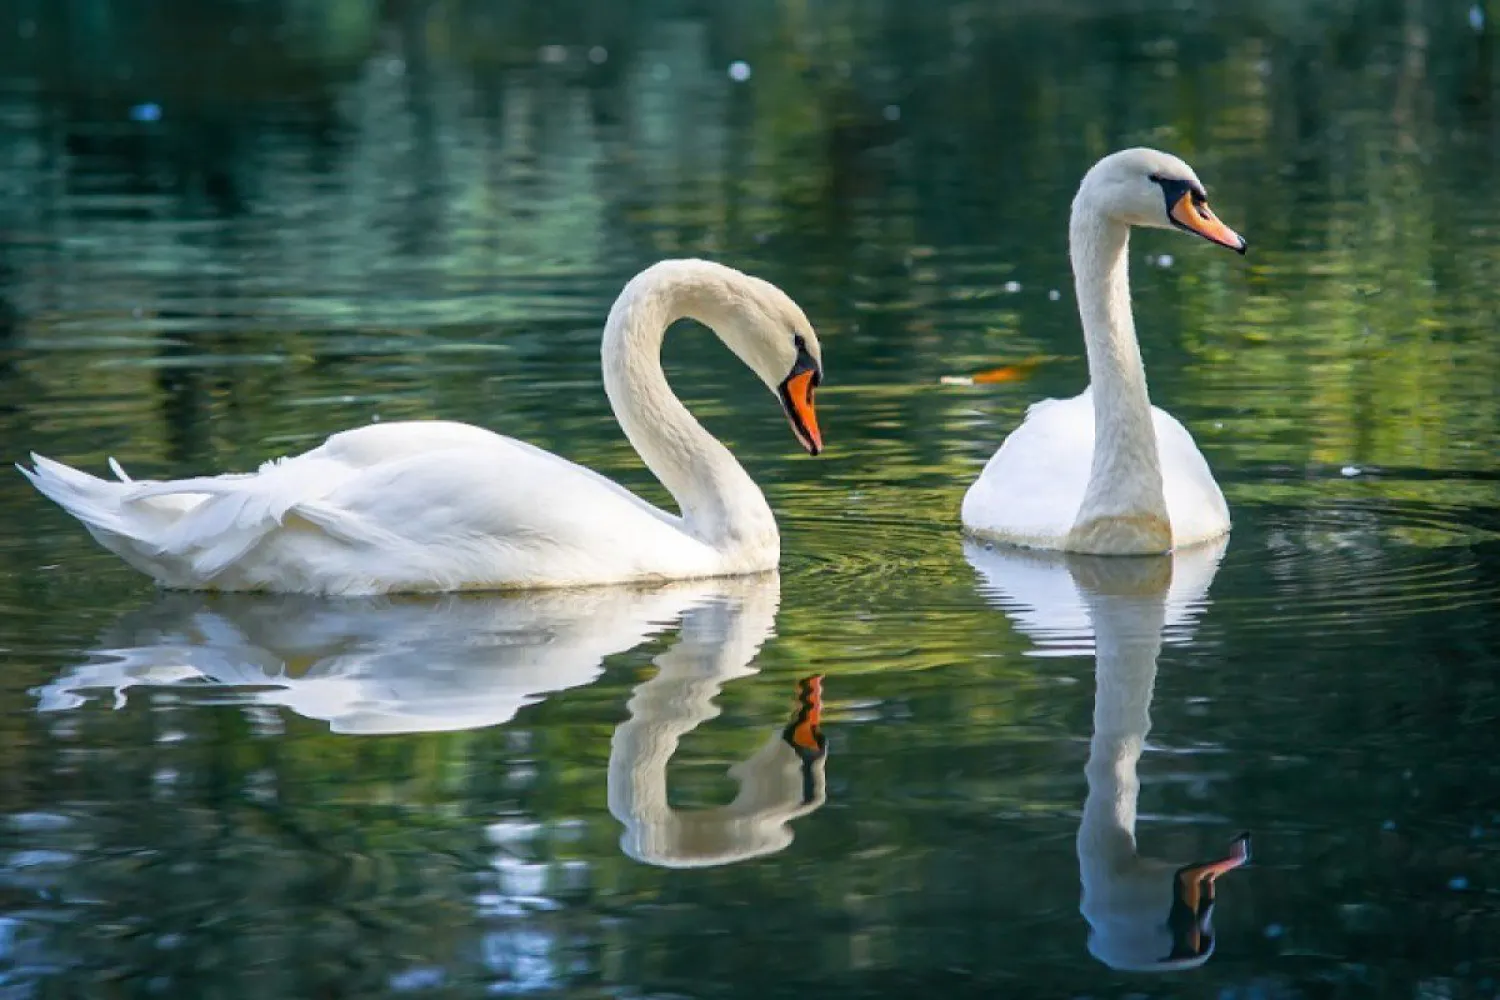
[1149,174,1207,235]
[787,335,822,387]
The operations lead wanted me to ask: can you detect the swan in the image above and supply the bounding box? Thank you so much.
[607,580,827,868]
[32,577,761,734]
[18,259,825,595]
[965,539,1250,970]
[961,148,1246,555]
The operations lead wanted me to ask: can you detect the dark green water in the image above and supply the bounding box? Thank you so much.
[2,1,1499,996]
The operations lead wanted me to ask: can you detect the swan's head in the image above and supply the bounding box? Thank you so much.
[614,259,826,456]
[1076,148,1246,254]
[716,274,825,457]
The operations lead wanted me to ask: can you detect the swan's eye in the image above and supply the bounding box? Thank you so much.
[789,333,822,388]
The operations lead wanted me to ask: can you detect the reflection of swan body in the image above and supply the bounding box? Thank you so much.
[21,260,825,594]
[962,148,1245,555]
[966,538,1249,971]
[32,578,771,735]
[608,582,827,868]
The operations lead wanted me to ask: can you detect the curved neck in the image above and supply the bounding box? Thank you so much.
[601,263,777,553]
[607,584,816,868]
[1069,208,1169,531]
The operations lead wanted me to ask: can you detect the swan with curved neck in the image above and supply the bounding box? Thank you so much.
[962,148,1245,555]
[20,260,825,595]
[607,581,828,868]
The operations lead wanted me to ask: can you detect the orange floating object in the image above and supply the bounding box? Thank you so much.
[940,357,1047,386]
[970,365,1030,383]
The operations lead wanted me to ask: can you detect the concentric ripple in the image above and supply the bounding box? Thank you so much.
[776,484,967,603]
[1205,497,1499,635]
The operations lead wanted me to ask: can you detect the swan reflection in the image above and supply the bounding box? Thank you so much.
[966,538,1250,971]
[34,573,828,868]
[34,577,768,735]
[607,576,826,867]
[35,583,732,733]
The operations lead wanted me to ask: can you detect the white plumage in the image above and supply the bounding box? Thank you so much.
[961,388,1230,553]
[20,260,825,595]
[962,148,1244,555]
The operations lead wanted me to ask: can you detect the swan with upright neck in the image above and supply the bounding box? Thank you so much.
[962,148,1245,555]
[965,539,1250,971]
[19,260,825,595]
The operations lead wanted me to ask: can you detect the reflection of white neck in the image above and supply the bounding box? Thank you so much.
[1079,587,1167,879]
[601,261,777,553]
[962,537,1231,972]
[607,582,824,868]
[1068,195,1169,549]
[1075,559,1213,973]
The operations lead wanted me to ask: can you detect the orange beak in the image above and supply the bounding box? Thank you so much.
[1169,192,1246,254]
[783,675,826,758]
[778,367,822,456]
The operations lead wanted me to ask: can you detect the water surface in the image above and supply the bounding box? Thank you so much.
[2,1,1499,996]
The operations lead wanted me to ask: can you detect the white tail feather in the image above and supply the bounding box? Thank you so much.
[19,454,320,586]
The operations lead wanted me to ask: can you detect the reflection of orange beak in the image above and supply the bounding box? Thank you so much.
[783,675,826,758]
[1167,833,1250,961]
[1169,193,1246,253]
[778,368,822,456]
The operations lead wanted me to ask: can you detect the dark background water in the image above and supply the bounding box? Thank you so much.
[1,0,1499,996]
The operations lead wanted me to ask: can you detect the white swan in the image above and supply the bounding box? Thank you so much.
[965,539,1250,971]
[607,581,827,868]
[32,577,757,734]
[962,148,1246,555]
[19,260,825,595]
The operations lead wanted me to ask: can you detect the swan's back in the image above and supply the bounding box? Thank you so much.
[960,389,1229,550]
[22,421,731,594]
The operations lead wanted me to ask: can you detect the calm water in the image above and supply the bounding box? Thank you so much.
[2,1,1500,996]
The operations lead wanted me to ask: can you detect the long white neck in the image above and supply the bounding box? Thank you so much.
[1068,202,1170,550]
[601,262,778,555]
[606,582,819,868]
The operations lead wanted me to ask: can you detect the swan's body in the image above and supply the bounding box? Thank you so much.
[965,538,1250,971]
[20,260,825,595]
[607,579,828,868]
[962,148,1245,555]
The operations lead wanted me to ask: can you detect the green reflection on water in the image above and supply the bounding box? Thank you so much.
[1,0,1499,997]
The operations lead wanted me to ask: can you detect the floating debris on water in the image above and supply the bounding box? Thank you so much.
[728,60,752,82]
[129,102,162,122]
[940,357,1047,386]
